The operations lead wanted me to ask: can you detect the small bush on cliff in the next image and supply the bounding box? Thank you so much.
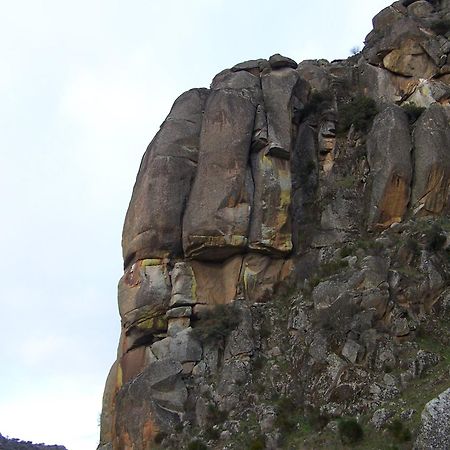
[302,89,334,118]
[192,304,240,344]
[387,419,412,442]
[430,18,450,35]
[338,418,364,444]
[187,440,208,450]
[275,397,298,433]
[338,95,378,133]
[402,103,426,124]
[425,224,447,252]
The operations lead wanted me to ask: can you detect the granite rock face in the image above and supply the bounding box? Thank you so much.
[99,2,450,449]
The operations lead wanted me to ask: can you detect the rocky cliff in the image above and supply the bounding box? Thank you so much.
[99,1,450,449]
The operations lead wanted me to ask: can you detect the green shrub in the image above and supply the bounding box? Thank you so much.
[388,419,412,442]
[206,403,228,425]
[430,18,450,35]
[338,418,364,444]
[192,304,240,344]
[153,431,167,444]
[248,435,266,450]
[402,103,426,124]
[338,95,378,133]
[204,426,220,440]
[425,225,447,252]
[275,397,298,433]
[340,244,355,258]
[303,89,334,118]
[187,439,208,450]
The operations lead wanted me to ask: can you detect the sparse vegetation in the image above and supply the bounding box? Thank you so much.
[425,224,447,252]
[302,89,334,118]
[430,18,450,35]
[248,434,266,450]
[401,103,426,124]
[338,95,378,134]
[388,419,412,442]
[187,439,208,450]
[192,304,241,344]
[275,396,298,433]
[338,418,364,444]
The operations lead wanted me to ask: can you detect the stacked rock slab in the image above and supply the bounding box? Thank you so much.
[99,2,450,449]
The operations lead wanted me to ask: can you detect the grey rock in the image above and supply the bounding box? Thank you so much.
[371,408,394,429]
[415,388,450,449]
[412,104,450,215]
[367,106,412,230]
[122,88,209,267]
[261,67,302,159]
[342,339,362,364]
[269,53,298,69]
[170,262,196,306]
[182,88,255,260]
[166,306,192,319]
[231,58,269,73]
[151,328,202,363]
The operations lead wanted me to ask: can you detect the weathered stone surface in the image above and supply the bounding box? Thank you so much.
[99,3,450,448]
[342,339,362,364]
[358,61,414,105]
[248,150,293,254]
[189,256,244,305]
[170,262,196,307]
[122,88,209,268]
[231,58,269,74]
[151,328,202,363]
[367,106,412,229]
[407,1,434,18]
[383,40,438,78]
[241,254,291,303]
[269,53,297,69]
[403,79,450,107]
[118,260,171,352]
[412,104,450,215]
[415,388,450,449]
[261,67,301,159]
[182,89,256,260]
[297,60,331,92]
[166,306,192,319]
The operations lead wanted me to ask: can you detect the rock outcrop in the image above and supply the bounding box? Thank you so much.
[99,1,450,449]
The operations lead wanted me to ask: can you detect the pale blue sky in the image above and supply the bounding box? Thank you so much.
[0,1,392,448]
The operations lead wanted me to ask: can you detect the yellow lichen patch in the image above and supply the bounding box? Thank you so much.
[376,173,409,229]
[116,363,123,389]
[136,315,168,331]
[141,258,163,267]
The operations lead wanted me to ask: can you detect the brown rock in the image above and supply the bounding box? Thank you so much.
[412,104,450,215]
[367,106,413,229]
[122,88,209,268]
[182,89,256,260]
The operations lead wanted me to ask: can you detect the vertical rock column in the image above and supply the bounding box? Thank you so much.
[411,104,450,216]
[182,73,257,261]
[249,65,303,254]
[367,105,413,230]
[122,88,209,267]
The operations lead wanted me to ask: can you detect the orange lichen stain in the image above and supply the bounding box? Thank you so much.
[417,166,448,215]
[376,173,409,229]
[115,430,133,450]
[143,419,158,446]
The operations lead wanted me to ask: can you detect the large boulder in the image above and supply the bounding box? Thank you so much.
[122,88,209,268]
[367,106,413,229]
[414,388,450,449]
[182,88,256,260]
[411,103,450,215]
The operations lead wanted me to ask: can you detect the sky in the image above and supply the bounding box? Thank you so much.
[0,1,393,449]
